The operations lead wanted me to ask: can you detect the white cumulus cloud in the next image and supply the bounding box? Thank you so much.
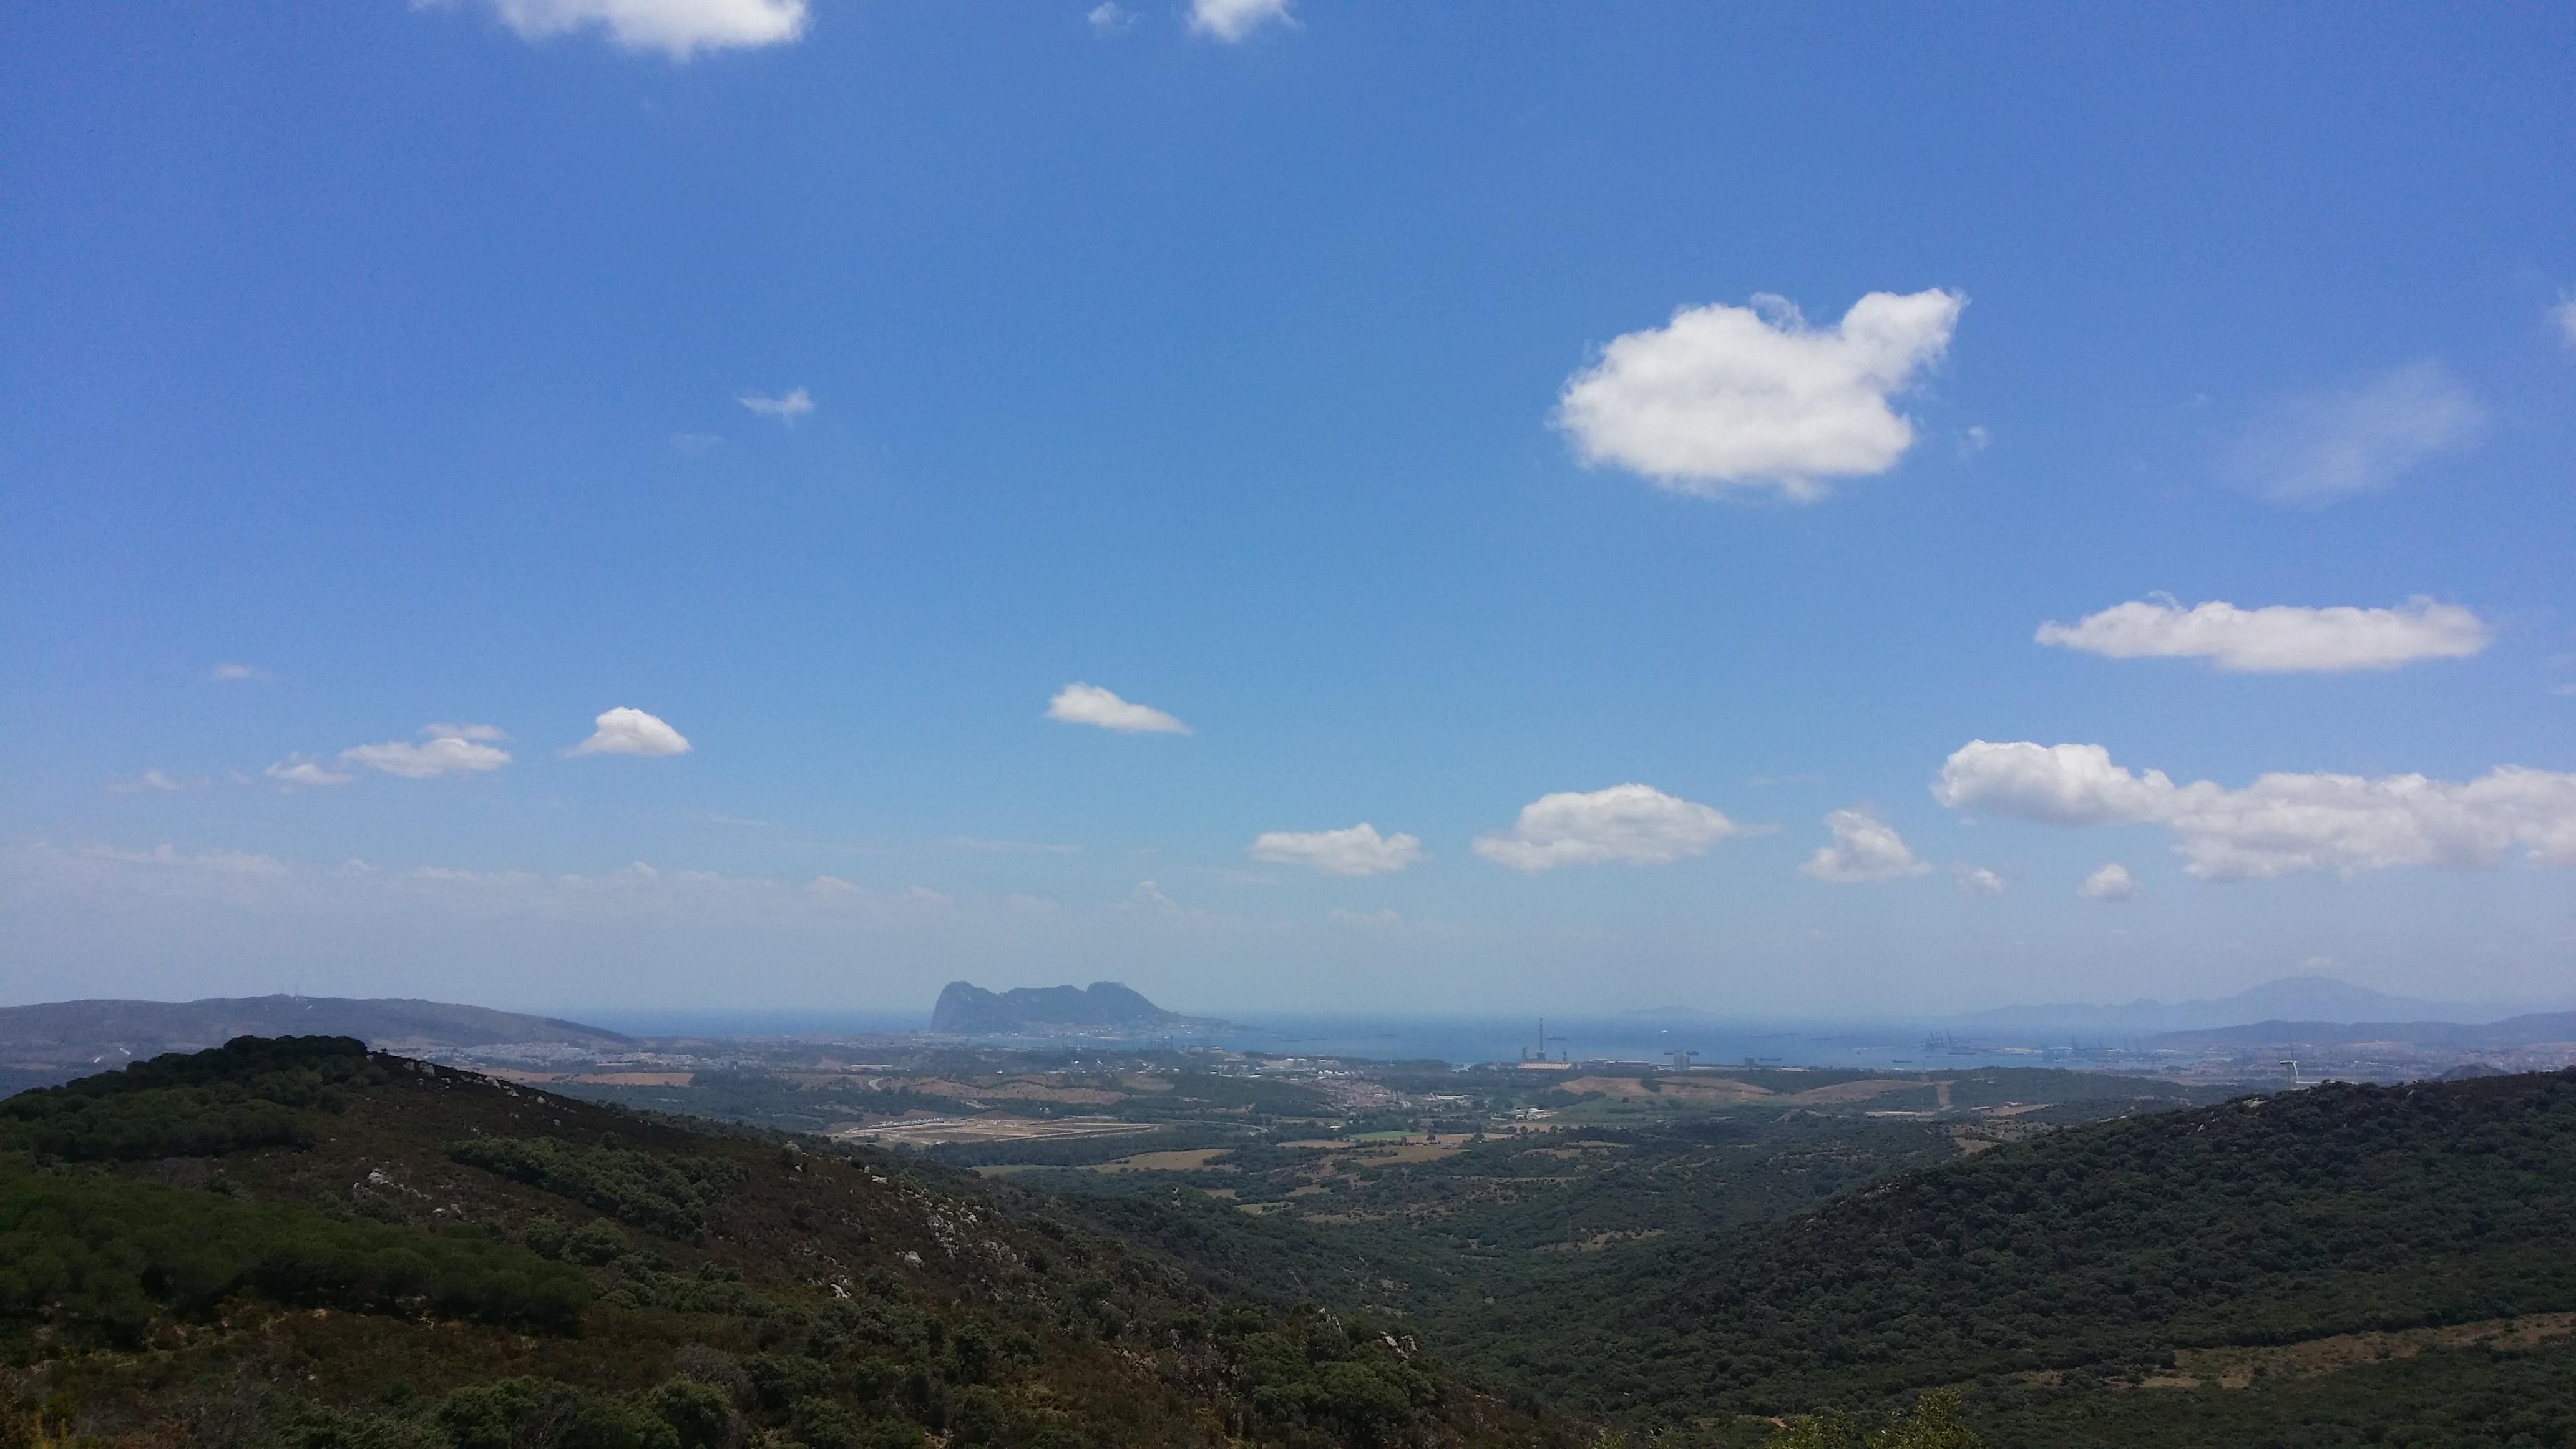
[568,707,692,757]
[1931,741,2179,827]
[1086,2,1134,32]
[2036,597,2489,673]
[1799,808,1931,882]
[2222,361,2486,506]
[340,725,514,779]
[739,386,814,421]
[1934,739,2576,880]
[1189,0,1292,42]
[2077,862,2136,901]
[1248,823,1423,876]
[1555,289,1965,500]
[1474,784,1745,872]
[446,0,808,57]
[1046,683,1191,735]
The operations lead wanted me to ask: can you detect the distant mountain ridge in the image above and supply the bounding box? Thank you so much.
[929,980,1221,1035]
[2148,1011,2576,1051]
[1957,975,2528,1034]
[0,995,630,1075]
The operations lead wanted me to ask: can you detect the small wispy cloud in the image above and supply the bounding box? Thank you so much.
[1086,2,1134,33]
[1249,823,1423,876]
[212,663,273,683]
[1188,0,1292,42]
[1046,683,1191,735]
[2554,295,2576,348]
[266,756,356,789]
[340,724,513,779]
[1798,808,1931,883]
[2222,361,2486,506]
[739,387,814,422]
[107,769,192,796]
[2077,862,2136,902]
[1951,862,2005,895]
[432,0,809,59]
[2036,597,2489,673]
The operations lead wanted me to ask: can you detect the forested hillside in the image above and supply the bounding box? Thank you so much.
[0,1038,1565,1449]
[1438,1070,2576,1428]
[997,1069,2576,1447]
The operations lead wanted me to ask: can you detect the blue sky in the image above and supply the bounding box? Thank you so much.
[4,1,2572,1018]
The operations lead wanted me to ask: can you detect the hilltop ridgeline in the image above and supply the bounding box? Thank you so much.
[0,1035,1559,1449]
[929,982,1221,1036]
[2147,1009,2576,1051]
[0,994,628,1075]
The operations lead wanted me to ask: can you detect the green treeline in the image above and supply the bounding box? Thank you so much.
[0,1163,588,1340]
[0,1034,375,1160]
[280,1372,899,1449]
[446,1135,746,1240]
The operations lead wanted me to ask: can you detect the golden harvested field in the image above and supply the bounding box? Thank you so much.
[829,1115,1158,1148]
[1781,1077,1938,1105]
[1558,1075,1774,1103]
[1086,1148,1237,1173]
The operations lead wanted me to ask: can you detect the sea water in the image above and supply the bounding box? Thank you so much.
[570,1007,2101,1071]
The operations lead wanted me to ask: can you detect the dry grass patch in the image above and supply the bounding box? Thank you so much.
[2170,1314,2576,1388]
[1782,1078,1933,1105]
[1085,1148,1236,1173]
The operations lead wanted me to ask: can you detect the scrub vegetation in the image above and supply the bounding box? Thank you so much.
[9,1040,2576,1448]
[0,1038,1563,1449]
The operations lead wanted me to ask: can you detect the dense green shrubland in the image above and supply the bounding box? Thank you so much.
[1438,1071,2576,1417]
[445,1136,744,1240]
[0,1040,1557,1449]
[0,1164,588,1340]
[0,1035,374,1161]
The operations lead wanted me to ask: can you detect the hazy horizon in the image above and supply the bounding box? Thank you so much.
[6,5,2572,1020]
[7,972,2572,1038]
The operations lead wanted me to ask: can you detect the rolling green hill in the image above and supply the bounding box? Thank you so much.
[1436,1070,2576,1435]
[992,1069,2576,1447]
[0,1037,1565,1449]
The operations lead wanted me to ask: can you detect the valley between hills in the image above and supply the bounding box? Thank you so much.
[5,1000,2575,1447]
